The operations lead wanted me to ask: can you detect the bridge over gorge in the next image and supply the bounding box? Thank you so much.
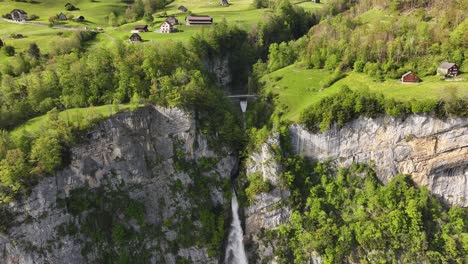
[227,94,259,113]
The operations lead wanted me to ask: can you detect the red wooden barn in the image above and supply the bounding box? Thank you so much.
[401,71,420,83]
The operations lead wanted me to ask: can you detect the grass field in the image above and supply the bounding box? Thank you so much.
[0,0,325,57]
[264,65,468,121]
[10,104,131,138]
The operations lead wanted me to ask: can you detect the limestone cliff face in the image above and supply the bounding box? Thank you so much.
[244,135,291,263]
[0,106,238,264]
[290,115,468,207]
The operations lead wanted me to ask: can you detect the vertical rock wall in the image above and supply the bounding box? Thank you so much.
[0,106,238,264]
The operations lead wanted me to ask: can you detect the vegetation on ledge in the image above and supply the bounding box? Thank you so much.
[274,162,468,263]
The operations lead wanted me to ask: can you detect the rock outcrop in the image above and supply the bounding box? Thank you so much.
[244,135,291,263]
[0,106,238,264]
[290,115,468,207]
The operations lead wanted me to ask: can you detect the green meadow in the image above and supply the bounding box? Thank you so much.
[10,104,131,139]
[264,65,468,121]
[0,0,325,54]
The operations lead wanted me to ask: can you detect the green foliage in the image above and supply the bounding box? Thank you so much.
[303,0,468,78]
[3,45,15,56]
[275,162,468,263]
[319,70,346,89]
[30,134,62,175]
[300,86,386,132]
[300,86,467,132]
[245,172,273,201]
[267,42,297,72]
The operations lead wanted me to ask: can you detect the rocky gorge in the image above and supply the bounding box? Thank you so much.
[0,107,466,263]
[0,106,238,264]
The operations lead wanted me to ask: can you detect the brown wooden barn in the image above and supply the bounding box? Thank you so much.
[129,33,143,43]
[401,71,420,83]
[134,25,149,32]
[185,16,213,25]
[437,62,459,77]
[165,16,179,25]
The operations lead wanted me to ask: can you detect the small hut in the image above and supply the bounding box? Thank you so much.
[57,13,67,21]
[10,9,28,21]
[160,21,174,33]
[129,33,143,43]
[135,25,149,32]
[76,15,85,22]
[313,0,320,3]
[178,5,188,12]
[220,0,229,6]
[401,71,420,83]
[437,62,459,77]
[165,16,179,25]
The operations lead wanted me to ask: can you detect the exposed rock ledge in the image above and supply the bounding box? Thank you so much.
[290,115,468,207]
[0,106,238,264]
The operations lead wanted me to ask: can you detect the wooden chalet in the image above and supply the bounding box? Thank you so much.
[220,0,229,6]
[401,71,419,83]
[135,25,149,32]
[178,5,188,12]
[160,21,174,33]
[10,9,28,21]
[57,13,67,21]
[437,62,459,77]
[185,16,213,26]
[129,33,143,43]
[165,16,179,25]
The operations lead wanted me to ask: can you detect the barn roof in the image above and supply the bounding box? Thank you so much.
[401,71,414,78]
[130,33,142,40]
[438,62,457,70]
[178,5,188,11]
[135,24,148,29]
[11,9,27,14]
[186,15,213,21]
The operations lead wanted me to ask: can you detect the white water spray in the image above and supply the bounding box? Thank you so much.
[224,190,248,264]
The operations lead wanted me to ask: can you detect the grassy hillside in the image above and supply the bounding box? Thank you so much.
[0,0,127,25]
[264,65,468,121]
[0,0,324,56]
[10,104,131,139]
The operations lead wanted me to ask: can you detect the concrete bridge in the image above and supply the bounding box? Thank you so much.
[227,94,259,113]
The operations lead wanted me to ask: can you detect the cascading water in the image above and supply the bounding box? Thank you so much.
[224,189,248,264]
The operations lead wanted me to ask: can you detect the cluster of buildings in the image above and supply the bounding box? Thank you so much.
[400,62,460,83]
[129,5,214,43]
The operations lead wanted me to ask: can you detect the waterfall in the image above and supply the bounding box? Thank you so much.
[224,189,248,264]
